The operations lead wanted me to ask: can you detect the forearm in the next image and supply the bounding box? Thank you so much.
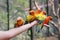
[0,31,10,40]
[6,21,37,38]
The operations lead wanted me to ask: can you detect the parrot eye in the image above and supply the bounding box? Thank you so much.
[30,12,34,15]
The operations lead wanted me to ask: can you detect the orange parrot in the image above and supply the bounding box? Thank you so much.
[29,10,35,15]
[29,10,36,22]
[26,10,36,23]
[43,16,52,25]
[35,10,47,21]
[14,17,24,28]
[41,16,52,29]
[26,10,36,36]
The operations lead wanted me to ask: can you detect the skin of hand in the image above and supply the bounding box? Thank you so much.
[0,20,38,40]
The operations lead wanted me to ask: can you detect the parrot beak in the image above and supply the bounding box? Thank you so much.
[48,16,52,20]
[50,16,53,20]
[43,11,46,15]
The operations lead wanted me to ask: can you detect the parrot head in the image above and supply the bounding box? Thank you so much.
[43,11,46,15]
[29,10,35,15]
[40,11,46,15]
[35,10,41,14]
[47,16,52,20]
[15,17,24,27]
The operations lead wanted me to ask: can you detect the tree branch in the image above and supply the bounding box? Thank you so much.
[50,21,58,28]
[50,0,58,17]
[33,1,40,10]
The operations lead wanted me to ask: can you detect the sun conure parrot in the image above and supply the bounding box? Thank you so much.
[37,15,52,28]
[35,11,47,24]
[35,11,47,33]
[14,17,24,28]
[41,16,52,29]
[25,10,36,36]
[26,10,36,23]
[43,16,52,25]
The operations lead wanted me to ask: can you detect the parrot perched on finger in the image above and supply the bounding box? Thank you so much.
[26,10,36,23]
[14,17,24,28]
[35,11,47,21]
[25,10,36,36]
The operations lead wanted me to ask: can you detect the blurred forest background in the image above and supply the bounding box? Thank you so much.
[0,0,60,40]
